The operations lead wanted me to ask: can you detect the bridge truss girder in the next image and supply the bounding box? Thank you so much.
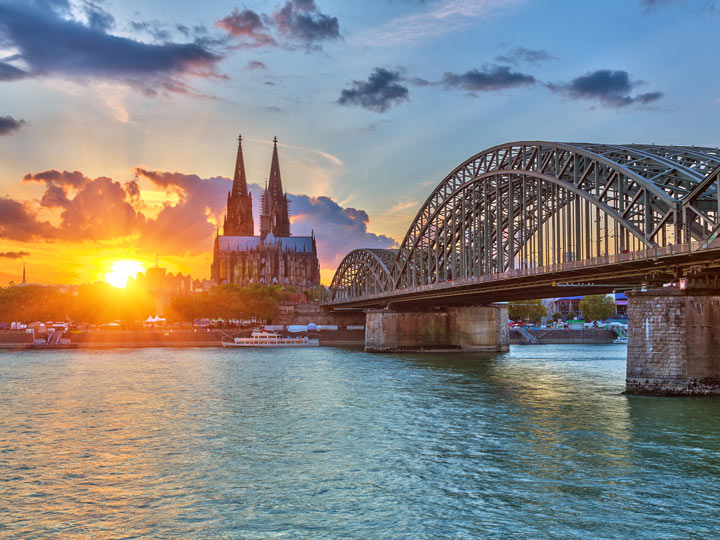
[330,141,720,302]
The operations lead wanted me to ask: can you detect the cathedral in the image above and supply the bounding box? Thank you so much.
[211,135,321,288]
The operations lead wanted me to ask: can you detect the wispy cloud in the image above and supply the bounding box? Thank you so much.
[388,198,419,213]
[0,251,30,259]
[494,46,556,66]
[245,60,268,71]
[353,0,522,46]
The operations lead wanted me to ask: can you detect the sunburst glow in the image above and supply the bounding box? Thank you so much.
[105,260,145,288]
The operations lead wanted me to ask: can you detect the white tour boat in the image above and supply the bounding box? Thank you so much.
[613,334,628,344]
[222,329,319,348]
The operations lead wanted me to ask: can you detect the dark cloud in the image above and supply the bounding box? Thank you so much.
[409,77,436,87]
[442,65,536,92]
[130,20,171,42]
[0,251,30,259]
[0,61,29,81]
[337,68,410,113]
[8,165,395,270]
[494,47,556,66]
[19,167,226,250]
[271,0,340,49]
[24,169,87,188]
[245,60,267,70]
[24,169,90,209]
[83,1,114,30]
[0,0,224,96]
[215,8,276,47]
[547,69,664,107]
[640,0,713,10]
[287,195,397,269]
[135,169,396,265]
[634,91,664,104]
[134,168,231,252]
[25,171,145,241]
[215,0,340,52]
[0,198,56,241]
[641,0,676,7]
[0,115,25,135]
[176,24,209,39]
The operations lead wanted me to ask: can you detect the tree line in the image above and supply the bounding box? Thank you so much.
[508,294,617,323]
[167,284,290,322]
[0,283,290,324]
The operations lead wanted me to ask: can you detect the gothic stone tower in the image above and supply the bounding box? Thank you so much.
[260,136,291,239]
[223,134,254,236]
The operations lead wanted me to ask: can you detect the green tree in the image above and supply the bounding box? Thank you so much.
[166,284,290,323]
[579,294,616,322]
[508,300,547,323]
[551,311,563,322]
[567,310,577,320]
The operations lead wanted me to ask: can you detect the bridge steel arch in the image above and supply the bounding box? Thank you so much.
[330,248,397,301]
[330,141,720,301]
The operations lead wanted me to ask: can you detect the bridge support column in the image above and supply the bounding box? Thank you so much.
[626,288,720,395]
[364,305,509,353]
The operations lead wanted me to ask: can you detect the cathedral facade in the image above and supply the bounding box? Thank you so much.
[211,135,321,288]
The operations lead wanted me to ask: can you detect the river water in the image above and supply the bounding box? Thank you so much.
[1,345,719,539]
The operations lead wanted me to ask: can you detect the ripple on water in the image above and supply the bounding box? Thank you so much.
[1,345,719,539]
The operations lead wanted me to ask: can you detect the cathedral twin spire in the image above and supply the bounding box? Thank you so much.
[223,134,254,236]
[260,136,291,238]
[232,134,249,198]
[223,134,291,239]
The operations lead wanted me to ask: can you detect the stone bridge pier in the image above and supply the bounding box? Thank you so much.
[626,287,720,395]
[364,305,509,353]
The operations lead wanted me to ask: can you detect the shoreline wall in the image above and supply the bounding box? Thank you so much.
[510,328,618,344]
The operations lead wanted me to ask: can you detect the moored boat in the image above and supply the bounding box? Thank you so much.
[222,329,319,348]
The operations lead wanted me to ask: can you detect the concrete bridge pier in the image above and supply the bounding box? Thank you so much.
[626,288,720,395]
[364,305,509,353]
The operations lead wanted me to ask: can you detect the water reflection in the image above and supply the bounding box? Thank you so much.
[1,346,719,539]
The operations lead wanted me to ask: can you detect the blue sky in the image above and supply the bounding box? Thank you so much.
[1,0,719,284]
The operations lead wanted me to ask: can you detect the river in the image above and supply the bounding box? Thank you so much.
[1,345,719,539]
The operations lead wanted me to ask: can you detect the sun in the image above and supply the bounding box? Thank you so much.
[105,260,145,288]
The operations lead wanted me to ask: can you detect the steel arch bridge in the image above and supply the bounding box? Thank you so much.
[329,141,720,307]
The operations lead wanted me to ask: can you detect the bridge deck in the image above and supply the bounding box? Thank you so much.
[326,237,720,309]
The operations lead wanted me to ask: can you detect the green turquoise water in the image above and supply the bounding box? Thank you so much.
[1,345,719,539]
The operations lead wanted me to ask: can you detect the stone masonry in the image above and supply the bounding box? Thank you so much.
[626,288,720,395]
[364,305,509,353]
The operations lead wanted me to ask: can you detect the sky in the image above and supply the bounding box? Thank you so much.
[1,0,719,285]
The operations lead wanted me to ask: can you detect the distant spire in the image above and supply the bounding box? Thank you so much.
[232,133,248,197]
[22,263,26,284]
[268,136,283,198]
[155,253,159,268]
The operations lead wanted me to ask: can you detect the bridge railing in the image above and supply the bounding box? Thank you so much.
[326,237,720,305]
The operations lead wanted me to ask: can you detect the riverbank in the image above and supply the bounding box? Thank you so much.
[510,328,618,344]
[2,328,621,349]
[0,329,365,349]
